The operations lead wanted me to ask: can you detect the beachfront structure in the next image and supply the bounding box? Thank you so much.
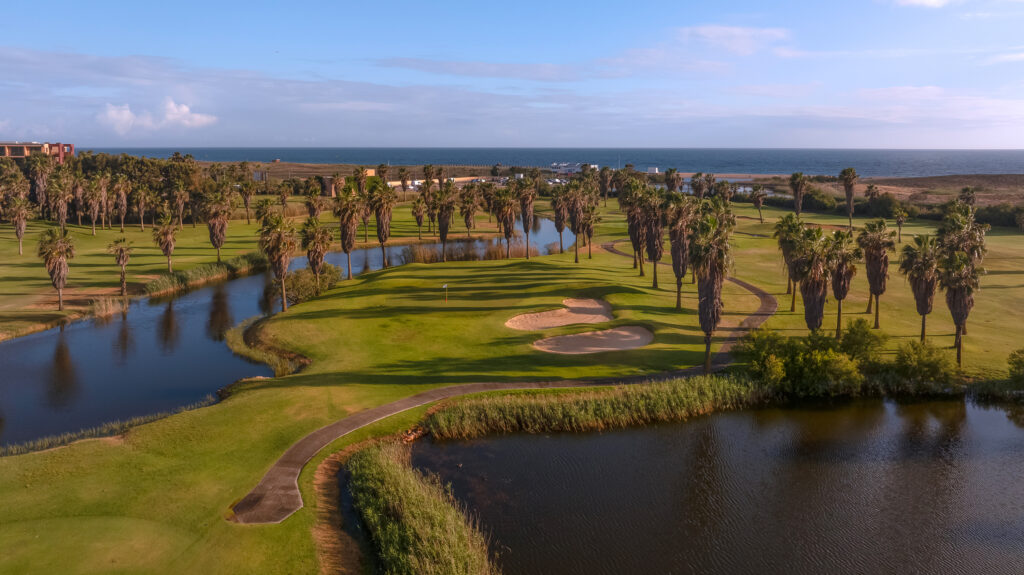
[647,167,660,174]
[552,162,599,176]
[0,141,75,164]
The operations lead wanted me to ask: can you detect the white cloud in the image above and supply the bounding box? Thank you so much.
[375,58,581,82]
[97,98,216,134]
[987,52,1024,63]
[678,25,789,56]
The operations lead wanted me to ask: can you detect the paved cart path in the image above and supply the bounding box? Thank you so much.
[231,239,778,524]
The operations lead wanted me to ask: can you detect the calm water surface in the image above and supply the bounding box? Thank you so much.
[0,217,568,446]
[412,400,1024,575]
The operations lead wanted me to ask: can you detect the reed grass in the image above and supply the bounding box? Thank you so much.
[143,252,267,296]
[89,297,127,319]
[346,442,501,575]
[0,395,217,457]
[425,375,768,440]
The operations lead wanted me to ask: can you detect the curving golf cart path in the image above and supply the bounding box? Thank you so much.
[231,239,778,524]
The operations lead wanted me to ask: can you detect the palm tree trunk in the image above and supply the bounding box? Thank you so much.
[380,244,388,269]
[955,325,962,367]
[758,207,764,223]
[525,231,530,260]
[92,221,96,236]
[216,246,221,263]
[167,256,172,273]
[848,213,853,230]
[874,295,881,329]
[676,278,683,310]
[920,314,926,342]
[574,237,579,264]
[790,285,797,312]
[652,259,658,289]
[120,215,125,233]
[692,269,696,284]
[245,208,250,225]
[558,231,563,253]
[866,292,873,314]
[417,225,422,240]
[281,280,288,312]
[588,240,592,259]
[346,252,352,280]
[638,253,645,277]
[786,276,792,295]
[962,320,967,336]
[18,238,23,255]
[506,238,511,259]
[442,240,447,263]
[120,267,127,296]
[363,223,368,243]
[704,334,712,374]
[835,299,843,339]
[632,249,637,269]
[58,288,63,311]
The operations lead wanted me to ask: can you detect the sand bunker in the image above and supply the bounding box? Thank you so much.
[505,298,613,331]
[533,326,654,355]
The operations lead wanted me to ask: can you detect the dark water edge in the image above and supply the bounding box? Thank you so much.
[0,218,568,446]
[87,147,1024,178]
[411,399,1024,575]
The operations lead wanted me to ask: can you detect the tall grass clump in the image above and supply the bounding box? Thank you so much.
[0,395,216,457]
[483,241,539,260]
[400,243,481,264]
[346,442,500,575]
[425,375,767,440]
[144,252,267,296]
[89,297,127,319]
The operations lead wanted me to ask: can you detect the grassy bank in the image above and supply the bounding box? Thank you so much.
[425,375,767,440]
[347,442,500,575]
[144,252,268,296]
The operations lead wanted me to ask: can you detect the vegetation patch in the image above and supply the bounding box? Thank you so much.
[425,375,768,440]
[346,442,500,575]
[143,252,267,296]
[224,317,304,377]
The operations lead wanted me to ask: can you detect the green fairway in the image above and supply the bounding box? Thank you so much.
[0,200,1021,574]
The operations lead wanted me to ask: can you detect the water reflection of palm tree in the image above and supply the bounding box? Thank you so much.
[361,249,370,275]
[157,301,180,353]
[114,308,133,364]
[206,284,234,341]
[259,278,276,316]
[48,331,79,408]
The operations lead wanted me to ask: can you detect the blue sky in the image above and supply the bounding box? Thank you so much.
[3,0,1024,148]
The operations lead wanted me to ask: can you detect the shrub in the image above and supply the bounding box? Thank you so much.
[802,187,837,212]
[144,252,267,296]
[839,318,889,365]
[282,263,342,306]
[890,340,960,395]
[1009,349,1024,385]
[736,329,861,397]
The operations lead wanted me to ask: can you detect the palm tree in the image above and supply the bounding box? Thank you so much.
[277,181,291,210]
[397,167,409,197]
[517,181,537,259]
[173,182,190,229]
[376,164,389,189]
[333,187,361,279]
[6,196,34,255]
[84,177,104,235]
[667,195,697,310]
[205,191,233,262]
[773,213,804,311]
[583,205,599,259]
[899,234,940,342]
[619,179,647,275]
[793,227,830,331]
[37,227,75,310]
[939,251,982,367]
[113,175,130,233]
[368,180,397,267]
[301,217,334,290]
[254,198,275,226]
[422,164,436,197]
[936,201,988,336]
[152,213,178,273]
[551,187,569,253]
[420,177,436,235]
[259,213,299,312]
[240,181,256,224]
[459,185,480,237]
[864,184,880,202]
[690,172,707,199]
[750,185,767,223]
[857,219,896,329]
[839,167,859,229]
[436,181,456,262]
[107,238,133,296]
[598,166,613,206]
[133,185,150,232]
[893,207,908,243]
[411,196,426,239]
[567,181,590,264]
[50,171,74,231]
[491,185,517,259]
[643,188,665,289]
[689,202,733,374]
[27,153,54,213]
[824,230,861,338]
[958,186,977,206]
[664,168,683,193]
[789,172,808,217]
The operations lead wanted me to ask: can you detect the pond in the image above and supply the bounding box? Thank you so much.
[0,217,570,446]
[411,399,1024,575]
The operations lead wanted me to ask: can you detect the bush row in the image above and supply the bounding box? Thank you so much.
[144,252,268,296]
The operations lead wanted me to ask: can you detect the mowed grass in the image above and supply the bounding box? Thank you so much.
[0,199,1022,574]
[0,201,502,340]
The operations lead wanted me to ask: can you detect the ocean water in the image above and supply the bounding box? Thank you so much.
[86,148,1024,178]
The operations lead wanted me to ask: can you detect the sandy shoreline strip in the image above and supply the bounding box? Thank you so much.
[505,298,613,331]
